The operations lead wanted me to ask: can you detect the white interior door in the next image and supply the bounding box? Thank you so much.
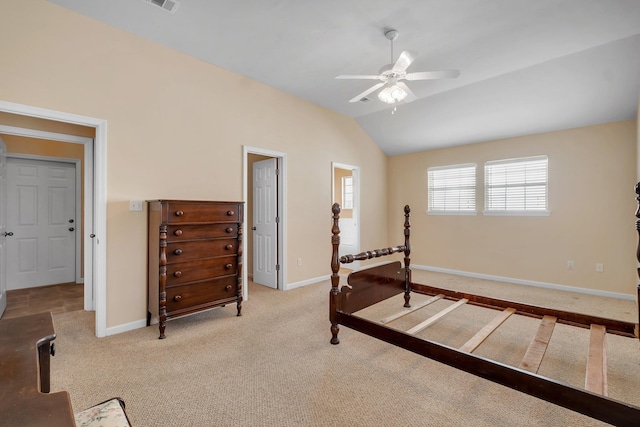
[0,137,7,317]
[6,158,76,289]
[253,158,278,288]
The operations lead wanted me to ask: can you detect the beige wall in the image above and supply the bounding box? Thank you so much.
[389,121,637,295]
[637,96,640,180]
[0,0,389,328]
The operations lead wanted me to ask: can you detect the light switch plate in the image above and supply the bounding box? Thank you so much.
[129,200,143,212]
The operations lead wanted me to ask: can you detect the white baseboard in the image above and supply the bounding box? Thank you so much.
[105,318,148,336]
[285,275,330,290]
[413,264,636,301]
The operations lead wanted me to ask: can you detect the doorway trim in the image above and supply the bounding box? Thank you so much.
[0,100,108,338]
[331,162,361,270]
[6,153,83,286]
[242,146,287,295]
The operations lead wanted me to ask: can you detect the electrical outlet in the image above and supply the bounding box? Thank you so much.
[297,258,302,266]
[596,263,604,273]
[129,200,143,212]
[567,261,574,270]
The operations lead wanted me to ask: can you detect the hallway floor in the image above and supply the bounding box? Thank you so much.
[2,282,84,320]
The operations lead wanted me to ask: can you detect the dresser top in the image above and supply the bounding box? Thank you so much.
[0,312,75,426]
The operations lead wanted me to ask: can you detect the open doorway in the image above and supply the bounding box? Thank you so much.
[332,162,361,269]
[243,147,287,296]
[0,101,108,337]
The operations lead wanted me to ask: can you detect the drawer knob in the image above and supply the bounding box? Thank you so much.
[226,227,234,233]
[174,271,182,277]
[226,210,234,216]
[173,295,182,302]
[175,210,184,217]
[225,244,233,250]
[174,249,183,255]
[225,263,233,269]
[174,229,183,236]
[225,285,232,291]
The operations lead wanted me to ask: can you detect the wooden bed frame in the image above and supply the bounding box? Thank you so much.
[329,195,640,425]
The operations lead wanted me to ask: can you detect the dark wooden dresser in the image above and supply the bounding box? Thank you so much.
[0,312,75,426]
[147,200,244,339]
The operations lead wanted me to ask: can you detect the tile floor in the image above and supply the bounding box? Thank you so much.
[2,282,84,320]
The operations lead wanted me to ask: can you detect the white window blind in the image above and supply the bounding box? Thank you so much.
[484,156,548,214]
[428,164,476,214]
[342,176,353,209]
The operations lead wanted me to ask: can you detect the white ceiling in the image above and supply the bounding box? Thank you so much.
[48,0,640,155]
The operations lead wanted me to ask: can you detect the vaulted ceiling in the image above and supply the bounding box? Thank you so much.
[48,0,640,155]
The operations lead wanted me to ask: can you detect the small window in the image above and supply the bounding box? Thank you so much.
[484,156,548,215]
[427,164,476,214]
[342,176,353,209]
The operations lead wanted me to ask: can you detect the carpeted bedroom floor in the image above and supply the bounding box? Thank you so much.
[49,270,639,426]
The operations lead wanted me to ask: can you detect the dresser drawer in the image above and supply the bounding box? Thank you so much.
[166,202,240,224]
[167,224,238,241]
[167,239,238,262]
[166,256,237,284]
[166,276,238,315]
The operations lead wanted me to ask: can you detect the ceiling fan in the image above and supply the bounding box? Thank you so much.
[336,29,460,111]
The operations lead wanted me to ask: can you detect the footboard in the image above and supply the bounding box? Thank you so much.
[330,203,411,344]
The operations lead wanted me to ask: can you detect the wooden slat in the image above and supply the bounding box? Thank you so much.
[519,315,557,373]
[460,308,516,353]
[338,312,640,426]
[585,324,608,396]
[380,294,444,324]
[406,299,468,335]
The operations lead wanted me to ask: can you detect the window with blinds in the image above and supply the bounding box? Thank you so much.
[427,164,476,214]
[484,156,548,215]
[342,176,353,209]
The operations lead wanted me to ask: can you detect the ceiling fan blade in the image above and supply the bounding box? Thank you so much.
[392,50,416,73]
[348,82,385,103]
[405,70,460,80]
[336,75,383,80]
[397,82,417,103]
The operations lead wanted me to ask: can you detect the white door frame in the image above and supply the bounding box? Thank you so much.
[242,146,287,295]
[0,101,108,338]
[0,137,6,318]
[6,153,82,286]
[331,162,361,269]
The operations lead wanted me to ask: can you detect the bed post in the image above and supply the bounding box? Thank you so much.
[330,203,341,345]
[635,183,640,341]
[403,205,412,308]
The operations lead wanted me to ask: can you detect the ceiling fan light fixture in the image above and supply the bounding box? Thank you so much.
[378,84,407,104]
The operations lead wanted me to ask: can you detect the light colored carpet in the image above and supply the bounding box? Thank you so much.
[50,271,640,426]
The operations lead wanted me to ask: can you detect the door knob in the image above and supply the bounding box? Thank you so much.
[69,227,75,232]
[251,227,257,230]
[89,234,95,238]
[3,232,13,237]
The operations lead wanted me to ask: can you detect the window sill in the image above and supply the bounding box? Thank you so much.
[427,211,477,216]
[482,210,550,217]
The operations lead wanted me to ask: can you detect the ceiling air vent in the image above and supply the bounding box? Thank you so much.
[141,0,180,14]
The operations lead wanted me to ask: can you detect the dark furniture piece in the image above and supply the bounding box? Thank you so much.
[0,312,75,426]
[329,201,640,426]
[147,200,244,339]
